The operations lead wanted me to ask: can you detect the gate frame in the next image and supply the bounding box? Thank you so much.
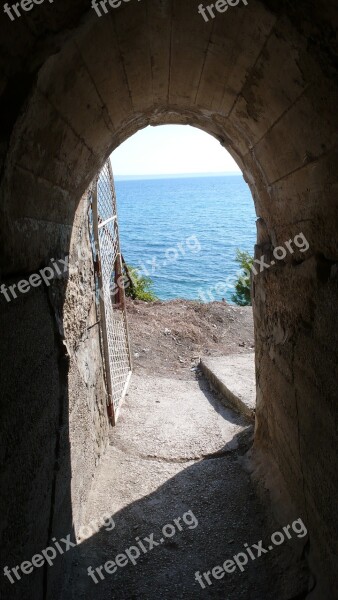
[91,160,132,426]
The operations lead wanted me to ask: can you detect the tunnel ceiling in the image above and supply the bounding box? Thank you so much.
[0,0,337,146]
[0,0,338,274]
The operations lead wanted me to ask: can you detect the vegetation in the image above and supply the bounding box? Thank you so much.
[231,250,254,307]
[124,265,158,302]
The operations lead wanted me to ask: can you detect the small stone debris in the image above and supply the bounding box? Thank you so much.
[126,298,254,380]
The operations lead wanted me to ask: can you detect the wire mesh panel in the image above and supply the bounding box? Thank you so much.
[90,159,132,425]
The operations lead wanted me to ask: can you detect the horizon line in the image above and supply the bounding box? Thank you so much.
[114,171,242,180]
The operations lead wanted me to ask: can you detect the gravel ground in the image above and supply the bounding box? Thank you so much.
[126,299,254,380]
[64,373,310,600]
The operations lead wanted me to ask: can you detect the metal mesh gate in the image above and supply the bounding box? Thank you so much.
[90,159,132,426]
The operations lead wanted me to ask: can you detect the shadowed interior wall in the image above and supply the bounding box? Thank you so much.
[0,1,337,598]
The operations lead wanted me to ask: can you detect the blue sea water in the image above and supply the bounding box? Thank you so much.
[115,175,257,303]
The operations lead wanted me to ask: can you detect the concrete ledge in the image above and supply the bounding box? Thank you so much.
[200,353,256,420]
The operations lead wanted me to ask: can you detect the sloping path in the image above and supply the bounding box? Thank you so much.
[64,375,308,600]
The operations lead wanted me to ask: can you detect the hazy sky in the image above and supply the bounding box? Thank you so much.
[111,125,241,177]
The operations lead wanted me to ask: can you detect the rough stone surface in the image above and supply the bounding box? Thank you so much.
[0,194,110,600]
[0,1,337,597]
[200,354,256,419]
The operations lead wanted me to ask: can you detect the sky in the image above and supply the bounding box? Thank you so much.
[111,125,241,178]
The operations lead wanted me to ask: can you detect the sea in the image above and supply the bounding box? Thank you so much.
[115,175,256,303]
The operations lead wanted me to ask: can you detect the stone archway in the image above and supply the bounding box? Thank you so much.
[0,1,337,597]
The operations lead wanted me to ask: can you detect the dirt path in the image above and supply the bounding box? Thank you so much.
[64,370,309,599]
[126,299,255,379]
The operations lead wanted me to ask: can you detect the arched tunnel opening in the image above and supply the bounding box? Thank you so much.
[0,1,337,599]
[111,124,257,302]
[106,122,258,419]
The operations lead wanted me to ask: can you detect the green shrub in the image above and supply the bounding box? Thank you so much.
[124,265,158,302]
[231,249,254,306]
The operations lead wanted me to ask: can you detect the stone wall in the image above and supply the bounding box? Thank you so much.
[0,1,337,598]
[0,192,109,599]
[253,230,338,597]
